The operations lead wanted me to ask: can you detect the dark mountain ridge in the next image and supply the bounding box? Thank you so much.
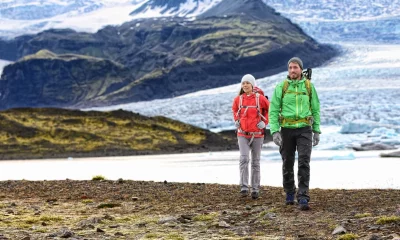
[0,0,338,109]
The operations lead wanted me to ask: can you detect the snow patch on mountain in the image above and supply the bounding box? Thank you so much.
[0,0,147,39]
[130,0,222,18]
[0,59,12,76]
[0,0,222,39]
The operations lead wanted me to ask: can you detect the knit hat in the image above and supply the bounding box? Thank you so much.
[288,57,303,69]
[241,74,256,87]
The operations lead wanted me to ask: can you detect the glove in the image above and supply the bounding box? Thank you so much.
[235,120,240,128]
[313,132,320,146]
[272,132,282,146]
[256,121,266,129]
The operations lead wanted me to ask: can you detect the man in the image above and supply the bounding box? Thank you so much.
[268,57,321,210]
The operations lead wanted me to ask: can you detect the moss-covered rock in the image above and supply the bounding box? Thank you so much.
[0,108,237,160]
[0,50,130,109]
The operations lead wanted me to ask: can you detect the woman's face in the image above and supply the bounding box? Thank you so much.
[241,81,253,94]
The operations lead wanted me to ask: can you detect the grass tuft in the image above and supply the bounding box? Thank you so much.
[92,175,106,181]
[337,233,358,240]
[354,213,371,218]
[376,216,400,224]
[193,212,218,221]
[97,203,121,209]
[165,233,185,240]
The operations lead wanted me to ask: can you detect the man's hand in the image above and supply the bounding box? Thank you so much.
[235,120,240,128]
[257,121,266,129]
[272,132,282,146]
[313,132,320,146]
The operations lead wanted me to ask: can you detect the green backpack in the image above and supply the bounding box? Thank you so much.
[280,69,313,126]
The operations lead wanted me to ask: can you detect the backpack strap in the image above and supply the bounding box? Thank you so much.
[235,95,243,118]
[281,79,312,101]
[281,80,289,110]
[237,129,263,146]
[282,80,290,97]
[236,93,266,121]
[305,79,311,99]
[256,92,260,113]
[255,93,267,121]
[304,79,312,111]
[279,79,313,124]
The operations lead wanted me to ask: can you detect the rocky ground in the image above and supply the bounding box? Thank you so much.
[0,180,399,240]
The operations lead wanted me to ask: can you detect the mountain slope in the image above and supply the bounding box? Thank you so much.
[0,49,130,109]
[0,108,237,160]
[0,0,338,109]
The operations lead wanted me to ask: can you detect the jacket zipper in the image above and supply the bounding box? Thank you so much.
[295,85,299,128]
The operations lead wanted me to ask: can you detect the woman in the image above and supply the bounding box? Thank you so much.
[232,74,269,199]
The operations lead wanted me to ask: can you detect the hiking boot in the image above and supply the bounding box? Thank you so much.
[240,189,249,197]
[285,193,295,205]
[251,191,259,199]
[298,199,310,211]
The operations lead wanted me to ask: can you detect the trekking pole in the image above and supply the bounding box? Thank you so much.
[307,68,312,80]
[303,68,312,81]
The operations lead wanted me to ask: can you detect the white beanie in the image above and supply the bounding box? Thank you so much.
[241,74,256,87]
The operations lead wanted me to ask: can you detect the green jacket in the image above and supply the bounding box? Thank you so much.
[269,77,321,134]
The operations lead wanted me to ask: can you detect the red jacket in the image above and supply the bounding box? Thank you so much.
[232,93,269,138]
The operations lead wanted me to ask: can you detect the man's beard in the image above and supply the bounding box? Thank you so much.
[289,73,300,80]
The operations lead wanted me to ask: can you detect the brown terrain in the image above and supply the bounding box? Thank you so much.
[0,180,399,239]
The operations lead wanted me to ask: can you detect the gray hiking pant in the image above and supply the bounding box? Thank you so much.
[238,136,263,193]
[279,126,312,201]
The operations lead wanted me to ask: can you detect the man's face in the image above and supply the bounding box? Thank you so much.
[288,62,302,80]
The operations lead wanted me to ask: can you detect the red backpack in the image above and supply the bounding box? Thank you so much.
[253,86,268,99]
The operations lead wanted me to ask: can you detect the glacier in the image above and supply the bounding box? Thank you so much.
[87,43,400,150]
[263,0,400,43]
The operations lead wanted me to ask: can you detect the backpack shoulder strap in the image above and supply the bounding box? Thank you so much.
[305,79,311,97]
[255,93,260,110]
[256,93,267,121]
[236,95,243,118]
[305,79,312,110]
[280,80,289,110]
[282,80,289,98]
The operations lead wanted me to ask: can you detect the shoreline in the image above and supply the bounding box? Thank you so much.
[0,150,399,190]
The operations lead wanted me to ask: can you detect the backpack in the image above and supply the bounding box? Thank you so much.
[235,92,267,144]
[236,92,267,122]
[253,86,268,99]
[282,79,311,99]
[282,68,313,100]
[279,70,313,125]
